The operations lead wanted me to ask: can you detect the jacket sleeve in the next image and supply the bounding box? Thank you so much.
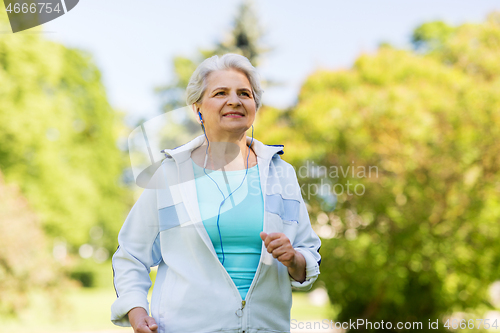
[110,188,162,327]
[288,169,322,291]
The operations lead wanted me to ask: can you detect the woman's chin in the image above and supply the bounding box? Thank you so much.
[216,124,251,135]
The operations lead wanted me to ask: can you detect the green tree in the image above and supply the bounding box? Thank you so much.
[256,11,500,331]
[0,12,132,260]
[412,12,500,81]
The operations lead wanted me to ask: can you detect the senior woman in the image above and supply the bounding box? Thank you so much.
[111,53,321,333]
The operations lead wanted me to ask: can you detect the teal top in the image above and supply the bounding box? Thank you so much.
[192,159,264,300]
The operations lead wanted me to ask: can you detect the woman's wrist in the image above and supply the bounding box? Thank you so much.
[128,307,148,326]
[287,251,306,283]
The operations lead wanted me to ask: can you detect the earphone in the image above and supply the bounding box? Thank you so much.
[198,109,254,265]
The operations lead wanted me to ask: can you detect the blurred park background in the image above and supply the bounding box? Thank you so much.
[1,1,500,332]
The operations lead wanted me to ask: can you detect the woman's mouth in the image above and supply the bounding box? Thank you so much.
[223,113,244,118]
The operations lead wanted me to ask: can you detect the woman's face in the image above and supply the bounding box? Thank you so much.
[195,69,256,140]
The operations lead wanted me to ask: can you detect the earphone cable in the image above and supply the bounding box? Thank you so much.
[201,122,255,265]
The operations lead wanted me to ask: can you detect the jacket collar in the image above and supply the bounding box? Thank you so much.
[160,134,283,163]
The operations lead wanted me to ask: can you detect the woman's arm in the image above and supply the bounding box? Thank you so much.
[284,160,322,290]
[111,188,162,327]
[288,191,322,291]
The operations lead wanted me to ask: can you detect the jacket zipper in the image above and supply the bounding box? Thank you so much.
[237,300,246,333]
[240,155,270,333]
[236,300,246,317]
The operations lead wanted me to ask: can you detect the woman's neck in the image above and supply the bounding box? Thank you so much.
[193,131,255,171]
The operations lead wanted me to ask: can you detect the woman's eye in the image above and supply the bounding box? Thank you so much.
[214,91,251,97]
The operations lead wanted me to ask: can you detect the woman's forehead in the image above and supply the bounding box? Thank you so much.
[205,69,251,88]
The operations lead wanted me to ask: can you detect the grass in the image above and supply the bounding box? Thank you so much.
[291,291,337,321]
[0,288,130,333]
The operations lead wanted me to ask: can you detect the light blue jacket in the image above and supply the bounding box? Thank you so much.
[111,135,322,333]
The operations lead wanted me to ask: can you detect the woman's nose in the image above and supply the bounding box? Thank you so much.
[227,92,242,106]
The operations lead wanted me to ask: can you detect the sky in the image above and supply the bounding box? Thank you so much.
[40,0,500,126]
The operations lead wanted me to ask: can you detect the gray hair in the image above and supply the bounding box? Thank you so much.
[186,53,264,111]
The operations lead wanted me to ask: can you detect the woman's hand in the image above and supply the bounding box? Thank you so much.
[260,232,306,282]
[128,307,158,333]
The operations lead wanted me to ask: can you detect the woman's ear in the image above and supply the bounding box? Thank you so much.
[192,104,202,125]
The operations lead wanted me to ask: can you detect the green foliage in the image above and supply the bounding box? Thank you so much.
[413,12,500,81]
[412,21,456,52]
[69,259,98,288]
[0,12,132,256]
[0,171,71,317]
[257,11,500,331]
